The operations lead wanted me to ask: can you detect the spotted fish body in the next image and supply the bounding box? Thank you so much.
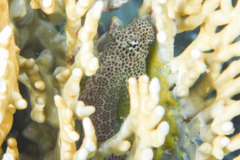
[80,19,154,145]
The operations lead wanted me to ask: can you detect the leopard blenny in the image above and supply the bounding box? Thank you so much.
[80,18,154,152]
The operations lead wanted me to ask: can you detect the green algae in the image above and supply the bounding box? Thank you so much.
[147,42,179,159]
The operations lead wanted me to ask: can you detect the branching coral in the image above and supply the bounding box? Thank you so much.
[166,0,240,159]
[54,67,96,160]
[65,0,103,76]
[18,51,60,126]
[0,0,27,152]
[30,0,56,14]
[1,0,240,160]
[2,138,19,160]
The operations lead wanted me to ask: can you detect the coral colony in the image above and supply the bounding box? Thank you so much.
[1,0,240,160]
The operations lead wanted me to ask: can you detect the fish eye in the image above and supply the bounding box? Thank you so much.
[127,39,139,48]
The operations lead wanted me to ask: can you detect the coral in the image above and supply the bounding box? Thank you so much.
[65,0,102,76]
[54,67,96,160]
[30,0,55,14]
[161,0,240,159]
[1,0,240,160]
[0,0,27,153]
[2,138,19,160]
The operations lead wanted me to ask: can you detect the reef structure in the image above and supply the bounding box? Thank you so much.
[0,0,240,160]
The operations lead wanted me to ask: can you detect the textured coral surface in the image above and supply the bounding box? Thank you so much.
[1,0,240,160]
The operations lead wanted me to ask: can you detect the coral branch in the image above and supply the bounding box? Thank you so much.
[74,1,103,75]
[0,0,27,148]
[54,66,97,159]
[152,0,176,63]
[2,138,19,160]
[65,0,92,61]
[30,0,55,14]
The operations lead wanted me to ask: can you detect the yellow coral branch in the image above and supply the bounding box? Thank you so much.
[30,0,55,14]
[2,138,19,160]
[65,0,92,61]
[0,0,27,148]
[73,1,103,76]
